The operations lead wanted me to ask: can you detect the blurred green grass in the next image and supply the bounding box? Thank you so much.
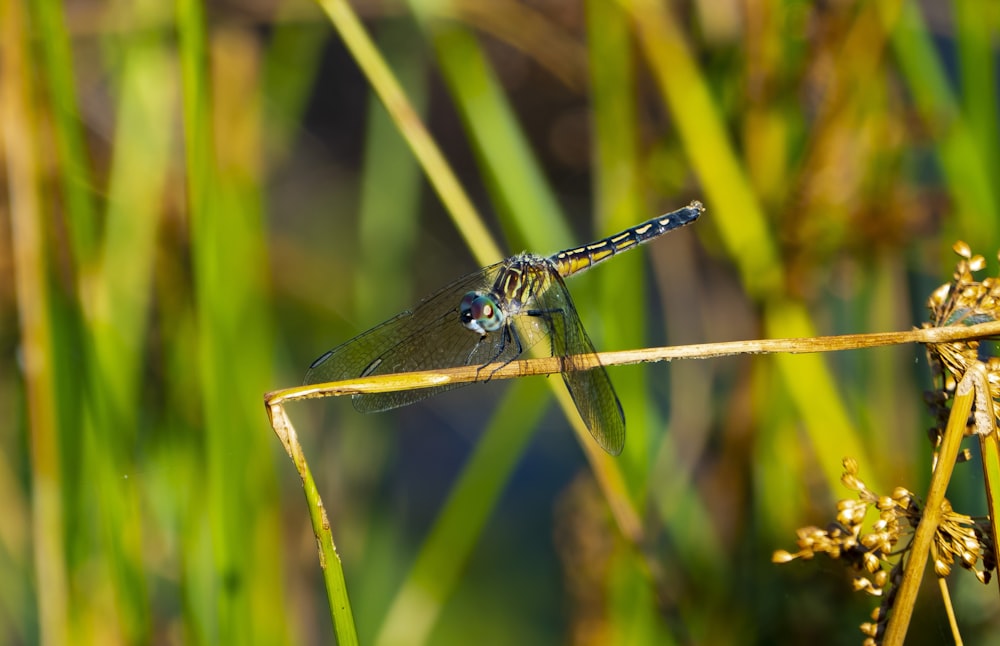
[3,0,1000,644]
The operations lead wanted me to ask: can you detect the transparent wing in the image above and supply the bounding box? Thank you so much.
[520,268,625,456]
[304,260,522,412]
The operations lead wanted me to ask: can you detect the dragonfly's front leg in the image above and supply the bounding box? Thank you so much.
[463,332,491,373]
[471,323,526,382]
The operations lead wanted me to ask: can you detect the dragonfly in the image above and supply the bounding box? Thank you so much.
[305,201,703,456]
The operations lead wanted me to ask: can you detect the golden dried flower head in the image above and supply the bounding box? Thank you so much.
[924,241,1000,449]
[774,456,996,643]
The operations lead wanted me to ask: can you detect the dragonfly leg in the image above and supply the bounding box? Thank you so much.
[463,328,511,381]
[475,322,525,382]
[464,334,488,368]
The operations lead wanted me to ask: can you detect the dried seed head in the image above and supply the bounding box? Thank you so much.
[780,259,1000,646]
[774,453,998,643]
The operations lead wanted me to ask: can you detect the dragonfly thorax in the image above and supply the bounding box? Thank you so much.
[459,291,507,336]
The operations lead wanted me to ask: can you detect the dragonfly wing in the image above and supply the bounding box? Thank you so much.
[304,261,510,412]
[526,268,625,456]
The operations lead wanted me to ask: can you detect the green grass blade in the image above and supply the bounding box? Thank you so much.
[624,0,781,298]
[76,20,178,640]
[262,7,329,160]
[356,20,428,322]
[887,2,999,246]
[268,403,359,645]
[587,0,653,487]
[177,8,287,644]
[609,550,679,646]
[980,430,1000,601]
[31,0,99,265]
[349,21,428,635]
[626,0,874,496]
[314,0,502,263]
[1,0,69,640]
[375,380,550,646]
[955,0,1000,185]
[765,300,882,491]
[408,1,572,251]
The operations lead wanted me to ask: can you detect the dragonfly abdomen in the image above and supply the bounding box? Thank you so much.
[550,200,703,278]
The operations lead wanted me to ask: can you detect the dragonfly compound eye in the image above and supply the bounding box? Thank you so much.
[459,292,478,324]
[460,292,504,334]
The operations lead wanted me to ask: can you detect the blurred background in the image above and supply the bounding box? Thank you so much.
[3,0,1000,643]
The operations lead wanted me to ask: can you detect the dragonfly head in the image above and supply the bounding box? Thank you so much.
[460,291,505,336]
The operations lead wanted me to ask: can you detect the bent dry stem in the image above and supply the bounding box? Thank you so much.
[265,320,1000,643]
[265,402,359,646]
[268,319,1000,407]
